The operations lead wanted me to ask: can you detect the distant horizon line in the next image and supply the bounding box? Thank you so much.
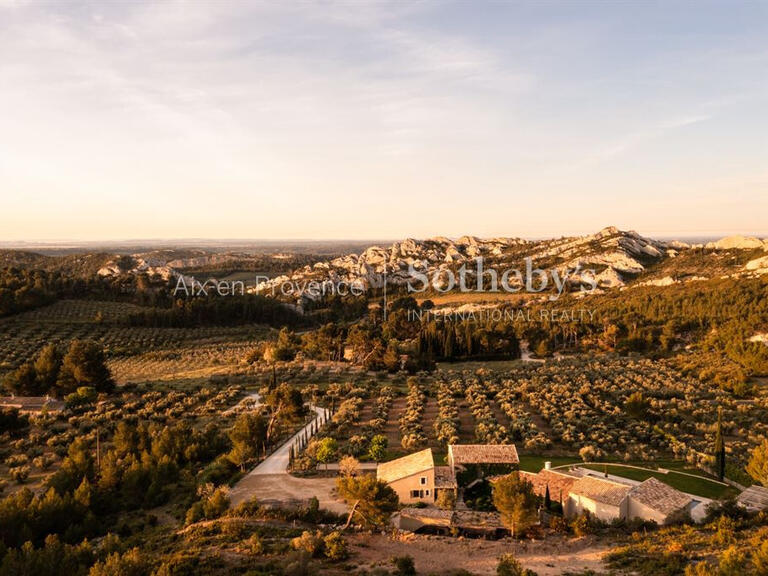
[1,230,767,247]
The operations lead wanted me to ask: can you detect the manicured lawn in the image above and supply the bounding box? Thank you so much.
[519,454,736,499]
[582,463,737,500]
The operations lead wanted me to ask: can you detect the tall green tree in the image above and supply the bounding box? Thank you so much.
[714,407,726,482]
[492,473,538,538]
[34,344,63,391]
[315,437,338,472]
[261,383,306,446]
[56,340,114,395]
[368,434,388,463]
[228,412,267,471]
[3,361,38,395]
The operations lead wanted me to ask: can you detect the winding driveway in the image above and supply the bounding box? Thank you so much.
[229,405,348,514]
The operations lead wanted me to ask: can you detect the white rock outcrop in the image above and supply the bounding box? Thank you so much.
[706,236,768,250]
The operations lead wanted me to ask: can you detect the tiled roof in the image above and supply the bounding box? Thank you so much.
[737,485,768,512]
[434,466,457,488]
[400,508,454,522]
[377,448,434,483]
[629,477,692,516]
[569,476,631,506]
[453,510,504,529]
[399,509,503,530]
[520,469,579,502]
[449,444,519,465]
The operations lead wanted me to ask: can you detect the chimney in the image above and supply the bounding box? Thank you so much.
[544,461,552,470]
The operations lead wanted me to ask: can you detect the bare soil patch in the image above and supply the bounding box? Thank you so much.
[229,473,348,515]
[348,532,609,576]
[385,397,407,449]
[457,399,477,443]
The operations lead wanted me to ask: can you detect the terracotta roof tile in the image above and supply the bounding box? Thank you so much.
[629,477,692,517]
[449,444,519,465]
[737,485,768,512]
[570,476,631,506]
[377,448,434,483]
[520,469,579,502]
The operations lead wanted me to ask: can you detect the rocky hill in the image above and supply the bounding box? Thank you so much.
[249,227,768,300]
[12,228,764,299]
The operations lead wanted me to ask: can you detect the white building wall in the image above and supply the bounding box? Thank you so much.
[566,494,624,522]
[626,497,668,525]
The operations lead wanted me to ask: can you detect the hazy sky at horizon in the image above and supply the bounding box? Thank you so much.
[1,0,767,241]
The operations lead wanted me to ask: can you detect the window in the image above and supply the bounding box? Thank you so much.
[410,490,420,498]
[420,477,427,485]
[425,489,430,496]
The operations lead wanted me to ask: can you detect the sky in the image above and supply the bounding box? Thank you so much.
[1,0,767,241]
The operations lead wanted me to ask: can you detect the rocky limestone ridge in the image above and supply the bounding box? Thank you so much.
[93,229,768,294]
[98,257,175,281]
[250,227,674,299]
[705,235,768,250]
[252,235,532,297]
[531,226,668,275]
[745,254,768,274]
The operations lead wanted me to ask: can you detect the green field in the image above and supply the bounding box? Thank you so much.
[517,454,736,499]
[581,463,737,500]
[518,454,581,472]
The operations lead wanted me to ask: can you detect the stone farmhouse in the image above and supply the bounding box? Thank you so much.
[377,444,519,506]
[380,446,693,528]
[522,467,693,525]
[376,448,449,505]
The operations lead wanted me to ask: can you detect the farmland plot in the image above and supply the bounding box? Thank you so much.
[0,299,270,381]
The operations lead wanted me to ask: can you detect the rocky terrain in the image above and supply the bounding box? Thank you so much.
[248,227,768,300]
[31,227,763,303]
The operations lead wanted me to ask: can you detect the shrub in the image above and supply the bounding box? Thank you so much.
[570,512,597,537]
[549,515,568,533]
[323,531,348,561]
[436,489,456,510]
[717,546,747,576]
[290,530,325,558]
[88,548,148,576]
[392,555,416,576]
[246,533,263,556]
[497,553,537,576]
[10,465,30,483]
[338,455,360,477]
[714,516,735,546]
[752,539,768,574]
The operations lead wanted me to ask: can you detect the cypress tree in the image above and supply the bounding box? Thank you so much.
[465,322,473,357]
[715,406,726,481]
